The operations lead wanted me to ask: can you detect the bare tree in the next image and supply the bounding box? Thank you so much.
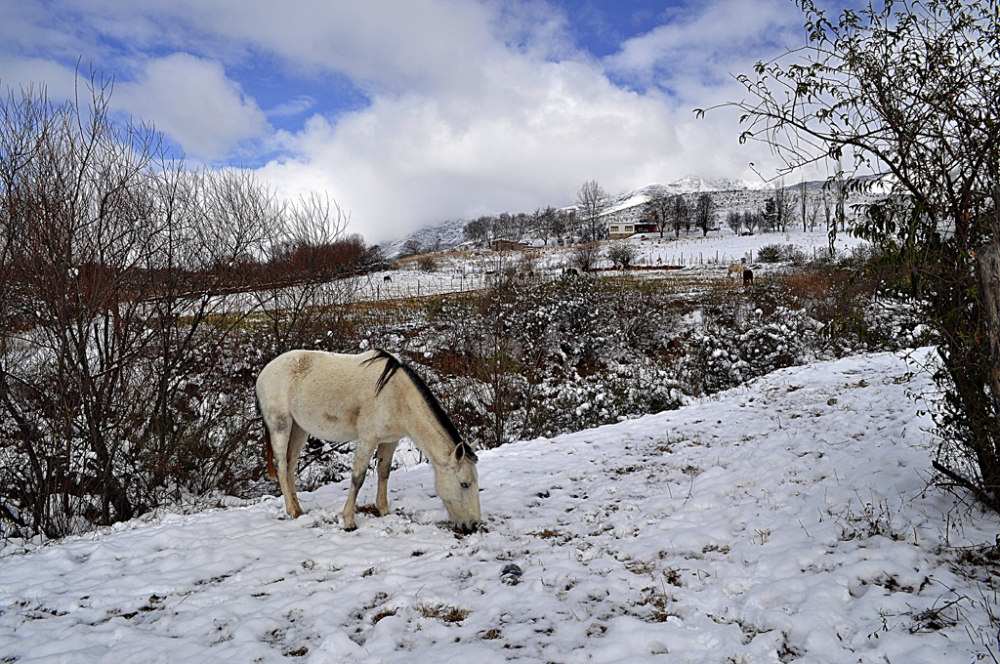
[643,192,673,239]
[576,180,611,242]
[249,177,353,354]
[463,216,491,246]
[772,182,795,233]
[569,242,601,272]
[401,239,423,256]
[0,76,349,539]
[493,212,517,242]
[671,195,689,237]
[551,208,571,245]
[533,208,550,246]
[694,192,716,237]
[726,210,743,236]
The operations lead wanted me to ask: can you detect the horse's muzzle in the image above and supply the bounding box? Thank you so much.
[460,520,479,534]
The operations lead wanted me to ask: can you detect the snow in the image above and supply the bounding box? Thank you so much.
[3,348,999,662]
[618,228,866,271]
[352,227,868,303]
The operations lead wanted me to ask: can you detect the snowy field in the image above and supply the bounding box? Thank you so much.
[3,348,1000,663]
[356,228,868,301]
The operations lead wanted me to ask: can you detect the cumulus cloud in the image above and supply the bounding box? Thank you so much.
[0,0,812,243]
[605,0,802,95]
[267,96,316,119]
[0,56,78,99]
[254,1,794,243]
[259,56,685,243]
[113,53,268,161]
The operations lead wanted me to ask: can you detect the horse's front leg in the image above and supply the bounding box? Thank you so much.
[375,442,399,517]
[343,437,379,531]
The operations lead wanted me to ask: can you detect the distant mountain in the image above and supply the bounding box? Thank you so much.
[378,218,468,258]
[606,176,797,212]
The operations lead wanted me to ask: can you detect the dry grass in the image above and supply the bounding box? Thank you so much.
[533,529,562,539]
[418,603,471,624]
[371,609,397,625]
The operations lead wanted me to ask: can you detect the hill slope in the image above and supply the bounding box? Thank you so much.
[2,349,998,663]
[379,175,868,256]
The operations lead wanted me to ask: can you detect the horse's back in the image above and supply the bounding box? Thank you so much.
[257,350,394,442]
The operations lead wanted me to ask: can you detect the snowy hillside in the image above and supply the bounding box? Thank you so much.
[377,175,873,257]
[378,218,469,259]
[3,349,999,663]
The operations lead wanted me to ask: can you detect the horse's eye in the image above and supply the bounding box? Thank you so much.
[460,482,470,489]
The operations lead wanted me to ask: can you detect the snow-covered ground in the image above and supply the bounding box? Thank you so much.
[606,228,864,272]
[3,348,999,663]
[356,228,868,301]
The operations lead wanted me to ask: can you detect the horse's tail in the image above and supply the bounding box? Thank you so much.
[264,431,276,479]
[255,393,277,479]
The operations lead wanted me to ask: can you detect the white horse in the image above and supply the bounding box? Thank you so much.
[728,263,745,280]
[256,349,480,533]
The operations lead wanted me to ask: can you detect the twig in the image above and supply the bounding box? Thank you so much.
[933,461,999,511]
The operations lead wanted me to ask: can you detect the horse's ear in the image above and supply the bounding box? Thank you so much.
[455,442,478,463]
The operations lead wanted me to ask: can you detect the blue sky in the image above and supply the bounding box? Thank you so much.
[0,0,832,243]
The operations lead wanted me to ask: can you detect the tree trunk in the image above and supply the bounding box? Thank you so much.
[978,241,1000,419]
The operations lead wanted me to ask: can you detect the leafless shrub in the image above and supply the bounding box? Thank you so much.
[606,242,637,270]
[0,76,352,541]
[569,242,601,272]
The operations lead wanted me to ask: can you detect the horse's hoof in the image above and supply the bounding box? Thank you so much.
[344,524,357,532]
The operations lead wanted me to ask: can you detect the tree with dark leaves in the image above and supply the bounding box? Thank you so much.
[700,0,1000,509]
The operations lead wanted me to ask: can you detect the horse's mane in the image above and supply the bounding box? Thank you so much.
[363,349,467,451]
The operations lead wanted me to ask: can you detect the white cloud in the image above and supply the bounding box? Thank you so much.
[259,56,695,244]
[252,1,794,244]
[1,0,813,243]
[606,0,803,97]
[113,53,268,160]
[62,0,506,96]
[267,96,316,119]
[0,56,79,100]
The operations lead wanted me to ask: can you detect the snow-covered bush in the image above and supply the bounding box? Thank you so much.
[400,275,686,447]
[757,243,807,265]
[681,270,915,396]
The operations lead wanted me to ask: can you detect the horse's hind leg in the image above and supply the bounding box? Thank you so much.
[266,414,305,518]
[282,422,308,517]
[375,442,399,517]
[343,436,379,531]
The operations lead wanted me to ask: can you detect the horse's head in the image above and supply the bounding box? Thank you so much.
[436,442,480,534]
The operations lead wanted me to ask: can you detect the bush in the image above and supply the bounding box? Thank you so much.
[410,276,686,447]
[757,243,807,265]
[681,270,913,396]
[607,242,638,270]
